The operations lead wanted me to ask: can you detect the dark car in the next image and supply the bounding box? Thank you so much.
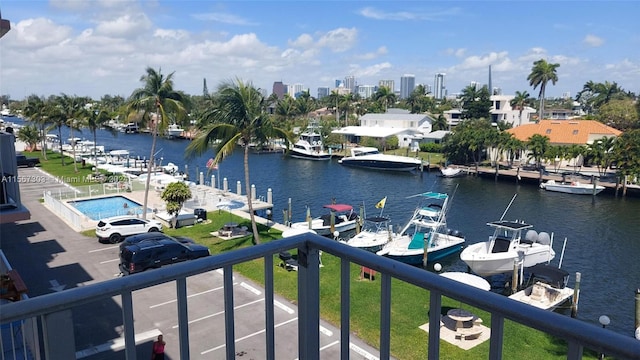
[16,154,40,167]
[119,232,193,249]
[119,234,210,275]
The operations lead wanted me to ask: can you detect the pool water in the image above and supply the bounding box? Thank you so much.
[69,196,148,220]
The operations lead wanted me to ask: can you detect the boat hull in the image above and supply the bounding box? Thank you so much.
[290,150,332,161]
[339,159,420,172]
[461,244,556,276]
[382,243,465,266]
[541,182,604,195]
[290,219,357,236]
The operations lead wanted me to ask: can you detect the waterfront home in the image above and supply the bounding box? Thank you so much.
[444,94,537,128]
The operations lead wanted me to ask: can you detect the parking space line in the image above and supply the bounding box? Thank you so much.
[274,300,295,314]
[240,282,261,295]
[75,328,162,359]
[89,245,119,253]
[201,317,298,354]
[172,298,265,329]
[149,284,234,309]
[350,342,379,360]
[99,258,119,264]
[320,326,333,337]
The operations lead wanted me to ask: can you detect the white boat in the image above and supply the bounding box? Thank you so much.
[290,204,359,236]
[338,146,422,172]
[289,121,332,160]
[508,264,573,311]
[377,192,465,266]
[540,179,604,195]
[441,167,464,178]
[460,220,556,277]
[166,123,184,138]
[342,216,394,253]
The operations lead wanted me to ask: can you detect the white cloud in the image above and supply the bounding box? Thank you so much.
[358,6,461,21]
[355,46,388,60]
[8,18,73,49]
[192,12,258,26]
[444,48,466,57]
[154,29,190,40]
[583,34,604,47]
[317,28,358,52]
[456,51,510,71]
[353,62,393,78]
[288,34,315,49]
[95,13,152,37]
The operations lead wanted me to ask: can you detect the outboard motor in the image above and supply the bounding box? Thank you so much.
[537,232,551,245]
[525,230,539,244]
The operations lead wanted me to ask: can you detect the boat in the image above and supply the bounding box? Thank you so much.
[166,123,184,138]
[342,216,394,253]
[289,203,359,236]
[338,146,422,172]
[508,264,573,311]
[289,121,332,161]
[440,167,464,178]
[540,179,604,195]
[122,122,140,133]
[460,220,556,277]
[376,192,465,266]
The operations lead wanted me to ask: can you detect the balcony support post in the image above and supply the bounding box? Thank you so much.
[380,272,391,359]
[223,265,236,360]
[298,243,320,360]
[428,290,442,360]
[265,255,275,360]
[489,313,504,360]
[121,291,136,360]
[41,310,76,360]
[340,258,351,358]
[176,277,190,359]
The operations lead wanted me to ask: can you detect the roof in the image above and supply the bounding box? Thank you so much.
[507,120,622,145]
[322,204,353,212]
[332,126,420,138]
[359,113,431,122]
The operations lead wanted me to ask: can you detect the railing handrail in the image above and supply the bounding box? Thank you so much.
[2,233,639,359]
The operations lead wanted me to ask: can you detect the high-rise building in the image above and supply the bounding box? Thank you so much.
[288,83,304,98]
[378,80,395,92]
[344,75,356,93]
[317,87,330,99]
[400,74,415,99]
[434,73,446,100]
[335,79,343,88]
[272,81,285,99]
[357,85,376,99]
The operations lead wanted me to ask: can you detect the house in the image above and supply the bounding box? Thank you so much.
[332,109,433,149]
[543,109,575,120]
[443,94,536,128]
[505,119,622,168]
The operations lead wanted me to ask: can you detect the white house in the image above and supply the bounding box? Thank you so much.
[444,94,536,128]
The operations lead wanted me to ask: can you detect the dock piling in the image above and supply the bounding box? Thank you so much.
[635,289,640,339]
[571,272,581,318]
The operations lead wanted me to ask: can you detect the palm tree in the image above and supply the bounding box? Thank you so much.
[84,106,116,172]
[295,91,317,118]
[510,90,531,126]
[527,59,560,121]
[526,134,550,181]
[432,114,448,131]
[128,67,188,219]
[23,95,50,159]
[16,124,41,152]
[186,79,293,245]
[373,86,396,112]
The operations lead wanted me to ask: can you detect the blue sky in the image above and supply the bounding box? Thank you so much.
[1,0,639,100]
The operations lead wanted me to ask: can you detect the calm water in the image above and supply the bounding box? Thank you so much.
[11,118,640,336]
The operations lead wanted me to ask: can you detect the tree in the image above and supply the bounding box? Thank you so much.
[56,94,86,172]
[23,95,50,159]
[373,86,396,112]
[186,79,294,245]
[84,106,116,172]
[16,124,41,152]
[460,85,491,120]
[598,98,639,131]
[527,59,560,121]
[295,91,317,118]
[526,134,550,180]
[128,67,188,219]
[611,129,640,192]
[161,182,193,226]
[432,114,448,131]
[510,90,531,126]
[587,136,616,176]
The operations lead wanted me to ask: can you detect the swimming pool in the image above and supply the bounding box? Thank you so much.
[69,196,148,220]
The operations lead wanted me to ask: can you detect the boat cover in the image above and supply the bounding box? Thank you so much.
[323,204,353,212]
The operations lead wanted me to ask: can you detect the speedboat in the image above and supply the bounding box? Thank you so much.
[342,216,394,253]
[377,192,465,266]
[440,167,464,178]
[460,220,556,277]
[508,264,573,311]
[289,121,331,161]
[166,123,184,138]
[289,204,359,236]
[338,147,422,172]
[540,179,604,195]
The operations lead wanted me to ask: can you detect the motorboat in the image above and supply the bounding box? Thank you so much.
[460,220,556,277]
[289,203,359,237]
[508,264,573,311]
[342,216,394,253]
[122,122,140,133]
[540,179,604,195]
[338,146,422,172]
[377,192,465,266]
[166,123,184,138]
[289,121,332,161]
[440,167,464,178]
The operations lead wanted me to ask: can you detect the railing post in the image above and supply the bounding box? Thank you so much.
[298,243,320,360]
[176,277,190,359]
[223,265,236,360]
[428,290,442,360]
[121,291,136,360]
[41,310,76,360]
[265,255,275,360]
[340,258,351,359]
[380,273,391,360]
[489,313,504,360]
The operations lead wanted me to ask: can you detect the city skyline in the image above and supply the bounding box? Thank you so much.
[1,1,638,100]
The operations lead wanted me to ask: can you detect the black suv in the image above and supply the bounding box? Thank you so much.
[119,234,210,275]
[16,154,40,167]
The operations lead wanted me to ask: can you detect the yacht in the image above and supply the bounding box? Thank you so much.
[289,121,332,161]
[338,147,422,172]
[166,123,184,138]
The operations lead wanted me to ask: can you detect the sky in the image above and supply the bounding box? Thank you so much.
[1,0,639,101]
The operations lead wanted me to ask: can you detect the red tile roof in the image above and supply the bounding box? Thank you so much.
[507,120,622,145]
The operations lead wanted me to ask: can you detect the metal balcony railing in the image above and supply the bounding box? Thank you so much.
[1,233,639,360]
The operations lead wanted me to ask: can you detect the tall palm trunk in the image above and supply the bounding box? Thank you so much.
[71,126,78,172]
[142,111,159,220]
[58,126,65,166]
[538,85,545,121]
[93,129,98,173]
[40,123,48,160]
[244,144,260,244]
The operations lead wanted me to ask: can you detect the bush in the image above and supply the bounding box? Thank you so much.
[419,142,442,153]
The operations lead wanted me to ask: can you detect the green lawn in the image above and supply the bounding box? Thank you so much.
[28,150,127,186]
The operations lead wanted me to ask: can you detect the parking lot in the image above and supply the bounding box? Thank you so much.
[1,167,383,359]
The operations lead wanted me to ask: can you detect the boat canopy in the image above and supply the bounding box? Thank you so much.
[323,204,353,212]
[487,220,533,231]
[363,216,390,223]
